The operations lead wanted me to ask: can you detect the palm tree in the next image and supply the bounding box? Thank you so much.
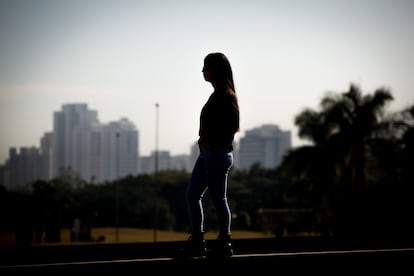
[293,83,394,237]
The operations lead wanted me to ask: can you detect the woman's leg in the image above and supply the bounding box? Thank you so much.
[179,152,209,257]
[205,148,233,237]
[204,148,234,256]
[186,153,208,234]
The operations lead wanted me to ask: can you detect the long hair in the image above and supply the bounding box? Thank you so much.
[204,53,236,92]
[204,52,240,131]
[205,52,239,99]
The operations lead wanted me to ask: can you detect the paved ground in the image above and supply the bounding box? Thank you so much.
[1,236,413,273]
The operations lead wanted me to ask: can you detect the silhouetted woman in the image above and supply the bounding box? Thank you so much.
[183,52,240,258]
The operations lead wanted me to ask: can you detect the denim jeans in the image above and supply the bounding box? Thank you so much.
[186,146,233,236]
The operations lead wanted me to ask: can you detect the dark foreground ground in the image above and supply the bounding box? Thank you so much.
[1,236,413,273]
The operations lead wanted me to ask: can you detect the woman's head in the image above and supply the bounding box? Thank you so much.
[203,52,235,92]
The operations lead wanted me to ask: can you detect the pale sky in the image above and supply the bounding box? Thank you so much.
[1,0,413,164]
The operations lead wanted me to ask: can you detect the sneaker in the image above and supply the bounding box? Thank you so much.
[208,234,233,258]
[175,233,207,258]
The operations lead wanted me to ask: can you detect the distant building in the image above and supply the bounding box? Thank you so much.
[170,154,191,172]
[238,124,291,170]
[40,132,53,180]
[139,150,172,174]
[1,147,44,189]
[52,103,99,179]
[96,118,139,183]
[52,103,139,185]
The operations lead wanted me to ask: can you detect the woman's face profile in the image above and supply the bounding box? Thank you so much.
[202,65,212,82]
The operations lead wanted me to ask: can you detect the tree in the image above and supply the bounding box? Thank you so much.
[293,83,395,237]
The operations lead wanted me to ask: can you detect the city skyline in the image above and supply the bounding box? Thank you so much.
[1,0,413,165]
[1,102,292,164]
[1,103,291,188]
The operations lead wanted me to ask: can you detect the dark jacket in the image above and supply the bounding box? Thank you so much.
[198,90,239,150]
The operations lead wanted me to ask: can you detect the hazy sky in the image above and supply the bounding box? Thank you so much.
[1,0,413,164]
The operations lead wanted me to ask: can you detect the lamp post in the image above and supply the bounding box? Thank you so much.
[115,132,120,243]
[153,102,159,242]
[155,103,159,174]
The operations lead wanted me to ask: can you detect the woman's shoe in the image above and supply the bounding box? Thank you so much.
[208,234,233,258]
[175,233,207,258]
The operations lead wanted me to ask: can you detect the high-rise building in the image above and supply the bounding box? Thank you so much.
[52,103,99,178]
[40,132,53,180]
[98,119,139,182]
[52,103,138,184]
[238,124,291,170]
[3,146,44,189]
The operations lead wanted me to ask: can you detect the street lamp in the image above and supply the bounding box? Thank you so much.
[155,103,159,174]
[115,132,120,243]
[153,103,159,242]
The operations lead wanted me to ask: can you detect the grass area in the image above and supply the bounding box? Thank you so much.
[54,227,273,245]
[2,228,320,247]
